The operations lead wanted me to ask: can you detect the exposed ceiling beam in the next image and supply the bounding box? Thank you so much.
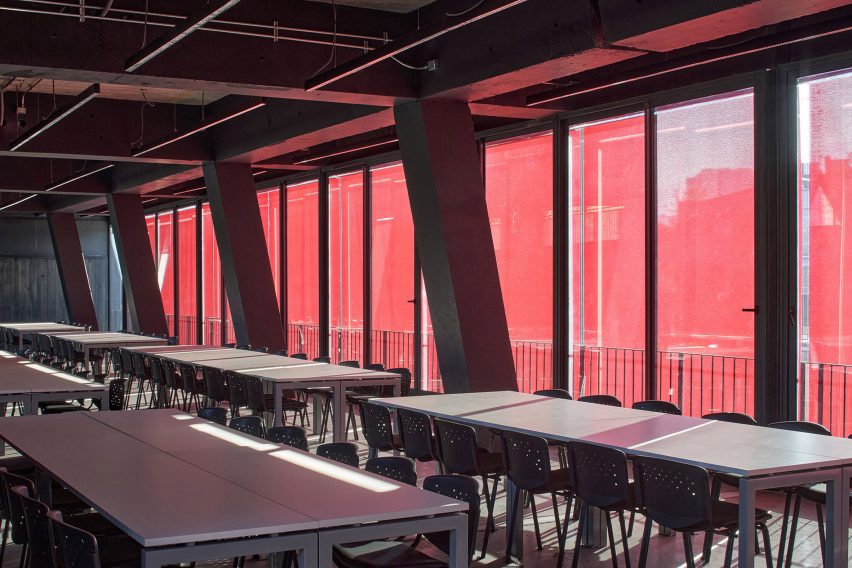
[125,0,242,72]
[305,0,529,91]
[8,84,100,151]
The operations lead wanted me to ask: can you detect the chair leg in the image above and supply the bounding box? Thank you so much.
[571,502,587,568]
[776,491,792,568]
[502,486,521,562]
[618,510,632,568]
[551,493,564,560]
[19,542,27,568]
[702,530,713,563]
[530,495,543,550]
[605,513,619,568]
[487,475,499,533]
[480,476,497,537]
[723,530,736,568]
[683,532,696,568]
[815,503,825,565]
[627,510,635,537]
[0,518,8,568]
[784,495,802,568]
[760,524,773,568]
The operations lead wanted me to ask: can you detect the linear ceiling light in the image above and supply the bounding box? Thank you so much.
[0,194,38,212]
[9,84,100,151]
[125,0,242,72]
[295,138,399,165]
[305,0,528,91]
[46,164,114,192]
[132,99,266,157]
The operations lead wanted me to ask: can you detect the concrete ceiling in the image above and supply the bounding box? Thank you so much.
[307,0,433,13]
[0,77,225,105]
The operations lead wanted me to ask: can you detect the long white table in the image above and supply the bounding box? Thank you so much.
[0,410,469,568]
[0,322,85,352]
[46,332,168,374]
[136,347,400,441]
[374,391,852,568]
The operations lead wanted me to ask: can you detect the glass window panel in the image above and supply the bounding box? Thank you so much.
[797,68,852,436]
[569,115,646,406]
[201,203,223,345]
[370,162,415,376]
[258,187,282,303]
[177,206,197,345]
[655,90,755,417]
[145,214,156,260]
[287,179,320,359]
[157,211,175,336]
[485,131,554,392]
[329,170,364,364]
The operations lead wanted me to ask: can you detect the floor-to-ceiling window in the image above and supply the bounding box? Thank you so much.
[655,89,755,417]
[145,214,156,259]
[797,68,852,437]
[328,170,364,364]
[484,131,555,392]
[177,205,197,345]
[201,203,223,345]
[157,210,175,336]
[568,114,646,405]
[258,187,282,303]
[370,162,415,375]
[287,179,320,358]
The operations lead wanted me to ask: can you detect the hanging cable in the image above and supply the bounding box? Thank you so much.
[309,0,337,78]
[446,0,485,17]
[390,56,430,71]
[140,0,149,47]
[131,89,155,149]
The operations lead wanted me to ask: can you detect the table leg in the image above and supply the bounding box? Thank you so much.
[312,396,321,435]
[274,384,284,427]
[505,478,524,559]
[84,348,90,377]
[446,512,469,568]
[824,468,845,568]
[737,477,757,568]
[332,382,345,443]
[580,505,608,548]
[18,333,23,353]
[842,467,851,567]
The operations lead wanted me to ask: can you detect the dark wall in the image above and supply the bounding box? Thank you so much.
[0,216,120,328]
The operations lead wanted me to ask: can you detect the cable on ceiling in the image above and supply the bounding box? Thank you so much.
[446,0,485,17]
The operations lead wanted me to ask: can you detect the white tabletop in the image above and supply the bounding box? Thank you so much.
[243,363,398,384]
[0,355,106,396]
[2,323,85,333]
[0,413,317,547]
[54,332,168,347]
[374,391,852,477]
[153,349,271,365]
[90,409,467,528]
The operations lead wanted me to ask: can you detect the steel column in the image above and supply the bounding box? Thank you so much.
[46,212,100,329]
[394,100,516,393]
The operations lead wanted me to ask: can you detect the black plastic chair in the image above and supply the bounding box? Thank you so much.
[632,400,682,415]
[245,375,307,427]
[179,363,205,412]
[316,443,360,468]
[634,455,772,568]
[267,426,309,451]
[397,408,438,463]
[534,388,573,399]
[579,394,622,407]
[364,457,417,486]
[17,488,54,568]
[767,420,832,568]
[339,360,360,368]
[225,371,248,418]
[501,430,573,567]
[198,407,228,426]
[312,356,330,363]
[702,411,758,425]
[92,379,126,412]
[147,356,165,408]
[229,416,265,438]
[291,353,308,360]
[359,402,401,458]
[202,367,230,411]
[332,474,481,568]
[52,513,141,568]
[569,441,636,568]
[160,359,179,408]
[253,347,269,353]
[235,344,252,351]
[130,352,152,409]
[387,367,413,396]
[434,419,503,559]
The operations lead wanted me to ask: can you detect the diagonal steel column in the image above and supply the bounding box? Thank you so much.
[47,212,100,329]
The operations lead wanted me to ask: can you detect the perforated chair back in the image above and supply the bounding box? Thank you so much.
[118,349,133,378]
[632,400,682,415]
[316,443,360,468]
[422,474,481,561]
[244,376,268,414]
[312,356,330,363]
[179,364,198,393]
[94,379,126,411]
[365,457,417,486]
[226,371,249,410]
[579,394,622,407]
[198,407,228,426]
[359,402,395,452]
[501,430,552,491]
[203,367,228,403]
[130,352,147,381]
[339,360,360,368]
[634,455,712,530]
[397,408,436,462]
[364,363,385,372]
[1,469,35,545]
[387,367,412,396]
[291,353,308,360]
[148,356,164,389]
[229,416,265,438]
[570,441,630,507]
[19,489,55,568]
[235,344,252,351]
[161,360,178,391]
[434,419,480,475]
[768,420,831,436]
[52,516,101,568]
[534,388,573,399]
[702,411,758,425]
[267,426,309,450]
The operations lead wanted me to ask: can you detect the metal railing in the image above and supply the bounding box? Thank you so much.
[800,361,851,438]
[287,323,321,359]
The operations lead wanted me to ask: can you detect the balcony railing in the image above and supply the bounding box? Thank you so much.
[800,361,852,437]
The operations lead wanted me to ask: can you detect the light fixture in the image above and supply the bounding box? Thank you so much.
[9,84,100,151]
[46,163,114,191]
[0,194,37,212]
[132,99,266,157]
[295,138,398,165]
[125,0,242,72]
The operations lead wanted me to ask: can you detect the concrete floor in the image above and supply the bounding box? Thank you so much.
[1,406,848,567]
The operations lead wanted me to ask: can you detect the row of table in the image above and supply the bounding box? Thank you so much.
[0,410,468,568]
[374,391,852,568]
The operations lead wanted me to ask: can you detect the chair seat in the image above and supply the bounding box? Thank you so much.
[475,448,505,475]
[682,499,771,532]
[40,403,86,414]
[713,471,743,490]
[530,467,573,495]
[98,533,143,567]
[333,539,447,568]
[303,387,333,397]
[347,393,376,404]
[65,512,125,537]
[262,394,308,411]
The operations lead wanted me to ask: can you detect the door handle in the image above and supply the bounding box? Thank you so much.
[407,298,416,304]
[742,306,759,313]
